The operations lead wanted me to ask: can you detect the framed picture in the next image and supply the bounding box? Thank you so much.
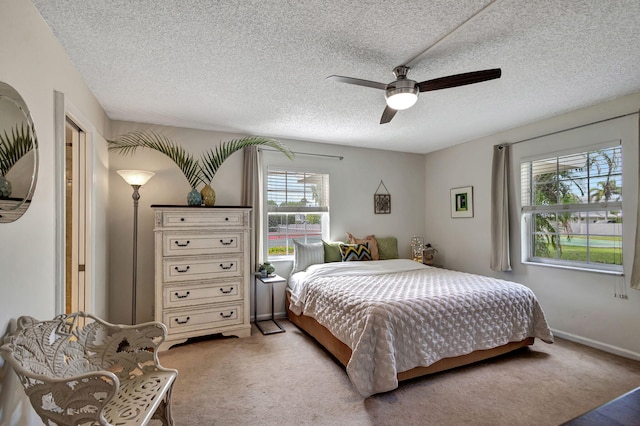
[374,194,391,214]
[450,186,473,218]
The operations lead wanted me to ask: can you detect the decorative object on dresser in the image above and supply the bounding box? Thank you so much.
[450,186,474,218]
[153,205,252,351]
[117,169,155,324]
[108,131,293,206]
[0,311,178,426]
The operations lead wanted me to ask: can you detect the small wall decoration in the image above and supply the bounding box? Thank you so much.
[374,180,391,214]
[450,186,474,218]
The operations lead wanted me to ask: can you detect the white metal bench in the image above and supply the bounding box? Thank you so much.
[1,312,178,425]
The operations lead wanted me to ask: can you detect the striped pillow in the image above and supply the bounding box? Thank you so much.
[292,240,324,273]
[340,243,372,262]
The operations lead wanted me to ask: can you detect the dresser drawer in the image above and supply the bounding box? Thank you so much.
[163,231,242,256]
[164,279,242,308]
[164,303,243,334]
[163,255,242,282]
[161,210,246,228]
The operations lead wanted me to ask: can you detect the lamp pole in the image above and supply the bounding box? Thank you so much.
[131,184,141,325]
[117,170,154,325]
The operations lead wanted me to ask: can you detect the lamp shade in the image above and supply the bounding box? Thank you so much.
[386,92,418,110]
[117,170,155,186]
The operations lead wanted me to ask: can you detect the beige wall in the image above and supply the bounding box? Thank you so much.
[424,92,640,359]
[0,2,110,424]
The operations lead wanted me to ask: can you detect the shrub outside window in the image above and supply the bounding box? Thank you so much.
[266,168,329,258]
[520,143,622,272]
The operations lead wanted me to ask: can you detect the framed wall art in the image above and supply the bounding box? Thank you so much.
[374,180,391,214]
[450,186,473,218]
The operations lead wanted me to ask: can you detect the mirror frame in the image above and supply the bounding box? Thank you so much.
[0,81,38,222]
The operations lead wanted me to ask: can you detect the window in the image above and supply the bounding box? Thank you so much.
[520,143,622,272]
[266,168,329,258]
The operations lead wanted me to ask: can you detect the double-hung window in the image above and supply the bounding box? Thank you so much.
[266,168,329,258]
[520,142,622,273]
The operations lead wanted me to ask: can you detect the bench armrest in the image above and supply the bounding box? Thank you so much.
[1,351,119,426]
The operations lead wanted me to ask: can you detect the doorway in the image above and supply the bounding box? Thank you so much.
[65,117,88,314]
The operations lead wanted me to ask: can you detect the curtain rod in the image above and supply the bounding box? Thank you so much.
[259,147,343,160]
[504,111,639,147]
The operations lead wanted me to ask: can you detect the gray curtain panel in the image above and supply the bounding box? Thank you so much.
[630,112,640,290]
[490,144,512,272]
[242,146,263,272]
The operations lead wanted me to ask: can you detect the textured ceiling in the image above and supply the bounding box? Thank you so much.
[32,0,640,154]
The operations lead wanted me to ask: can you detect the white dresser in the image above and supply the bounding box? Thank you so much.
[152,206,252,351]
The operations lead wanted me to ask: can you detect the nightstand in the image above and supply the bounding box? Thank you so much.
[254,273,286,335]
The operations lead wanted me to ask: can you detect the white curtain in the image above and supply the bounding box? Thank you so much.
[630,112,640,289]
[490,144,512,272]
[242,146,262,273]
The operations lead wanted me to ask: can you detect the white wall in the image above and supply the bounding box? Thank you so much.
[0,2,111,425]
[108,121,426,324]
[424,92,640,359]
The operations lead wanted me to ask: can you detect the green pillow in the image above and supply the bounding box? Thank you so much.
[376,237,399,260]
[323,240,342,263]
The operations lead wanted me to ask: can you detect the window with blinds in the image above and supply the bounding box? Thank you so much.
[520,142,622,272]
[266,169,330,257]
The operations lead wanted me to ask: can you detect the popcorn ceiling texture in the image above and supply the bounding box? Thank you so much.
[32,0,640,153]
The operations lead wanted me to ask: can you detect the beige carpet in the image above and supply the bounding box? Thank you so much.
[155,320,640,426]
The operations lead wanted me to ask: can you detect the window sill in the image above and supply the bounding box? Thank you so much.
[521,260,623,276]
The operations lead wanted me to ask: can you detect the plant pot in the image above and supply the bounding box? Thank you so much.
[187,188,202,206]
[201,184,216,206]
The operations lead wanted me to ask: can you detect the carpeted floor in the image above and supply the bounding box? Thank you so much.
[155,320,640,426]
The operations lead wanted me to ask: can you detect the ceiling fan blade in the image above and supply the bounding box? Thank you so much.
[417,68,501,92]
[380,106,397,124]
[327,75,387,90]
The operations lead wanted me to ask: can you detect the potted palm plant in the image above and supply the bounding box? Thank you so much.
[0,123,35,199]
[108,130,293,205]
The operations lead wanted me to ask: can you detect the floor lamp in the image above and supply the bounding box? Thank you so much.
[117,170,155,325]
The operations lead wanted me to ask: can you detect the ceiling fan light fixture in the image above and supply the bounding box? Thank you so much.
[385,81,419,110]
[386,91,418,110]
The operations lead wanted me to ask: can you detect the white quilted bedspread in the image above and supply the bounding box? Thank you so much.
[289,259,553,397]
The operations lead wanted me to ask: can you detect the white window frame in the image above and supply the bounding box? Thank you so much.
[265,167,330,260]
[520,140,623,274]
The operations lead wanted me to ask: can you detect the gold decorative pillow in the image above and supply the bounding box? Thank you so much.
[346,233,379,260]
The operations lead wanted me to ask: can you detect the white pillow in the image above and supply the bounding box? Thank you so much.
[292,240,324,273]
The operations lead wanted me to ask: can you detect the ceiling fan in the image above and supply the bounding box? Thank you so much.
[328,65,501,124]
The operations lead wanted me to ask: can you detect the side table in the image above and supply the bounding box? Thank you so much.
[254,273,286,335]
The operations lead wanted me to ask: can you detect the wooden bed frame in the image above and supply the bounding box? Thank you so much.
[285,290,534,382]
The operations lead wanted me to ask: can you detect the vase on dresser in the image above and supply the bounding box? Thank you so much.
[200,184,216,206]
[152,205,252,351]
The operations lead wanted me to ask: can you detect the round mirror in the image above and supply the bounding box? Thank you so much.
[0,82,38,223]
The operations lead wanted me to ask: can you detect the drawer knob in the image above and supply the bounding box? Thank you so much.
[220,311,234,319]
[175,316,190,325]
[174,265,191,273]
[219,287,234,294]
[219,263,234,270]
[180,217,185,222]
[175,240,191,247]
[225,217,229,221]
[175,291,190,299]
[220,239,234,245]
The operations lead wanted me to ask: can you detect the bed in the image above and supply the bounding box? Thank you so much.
[286,257,554,397]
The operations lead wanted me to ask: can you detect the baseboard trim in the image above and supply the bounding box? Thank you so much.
[551,329,640,361]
